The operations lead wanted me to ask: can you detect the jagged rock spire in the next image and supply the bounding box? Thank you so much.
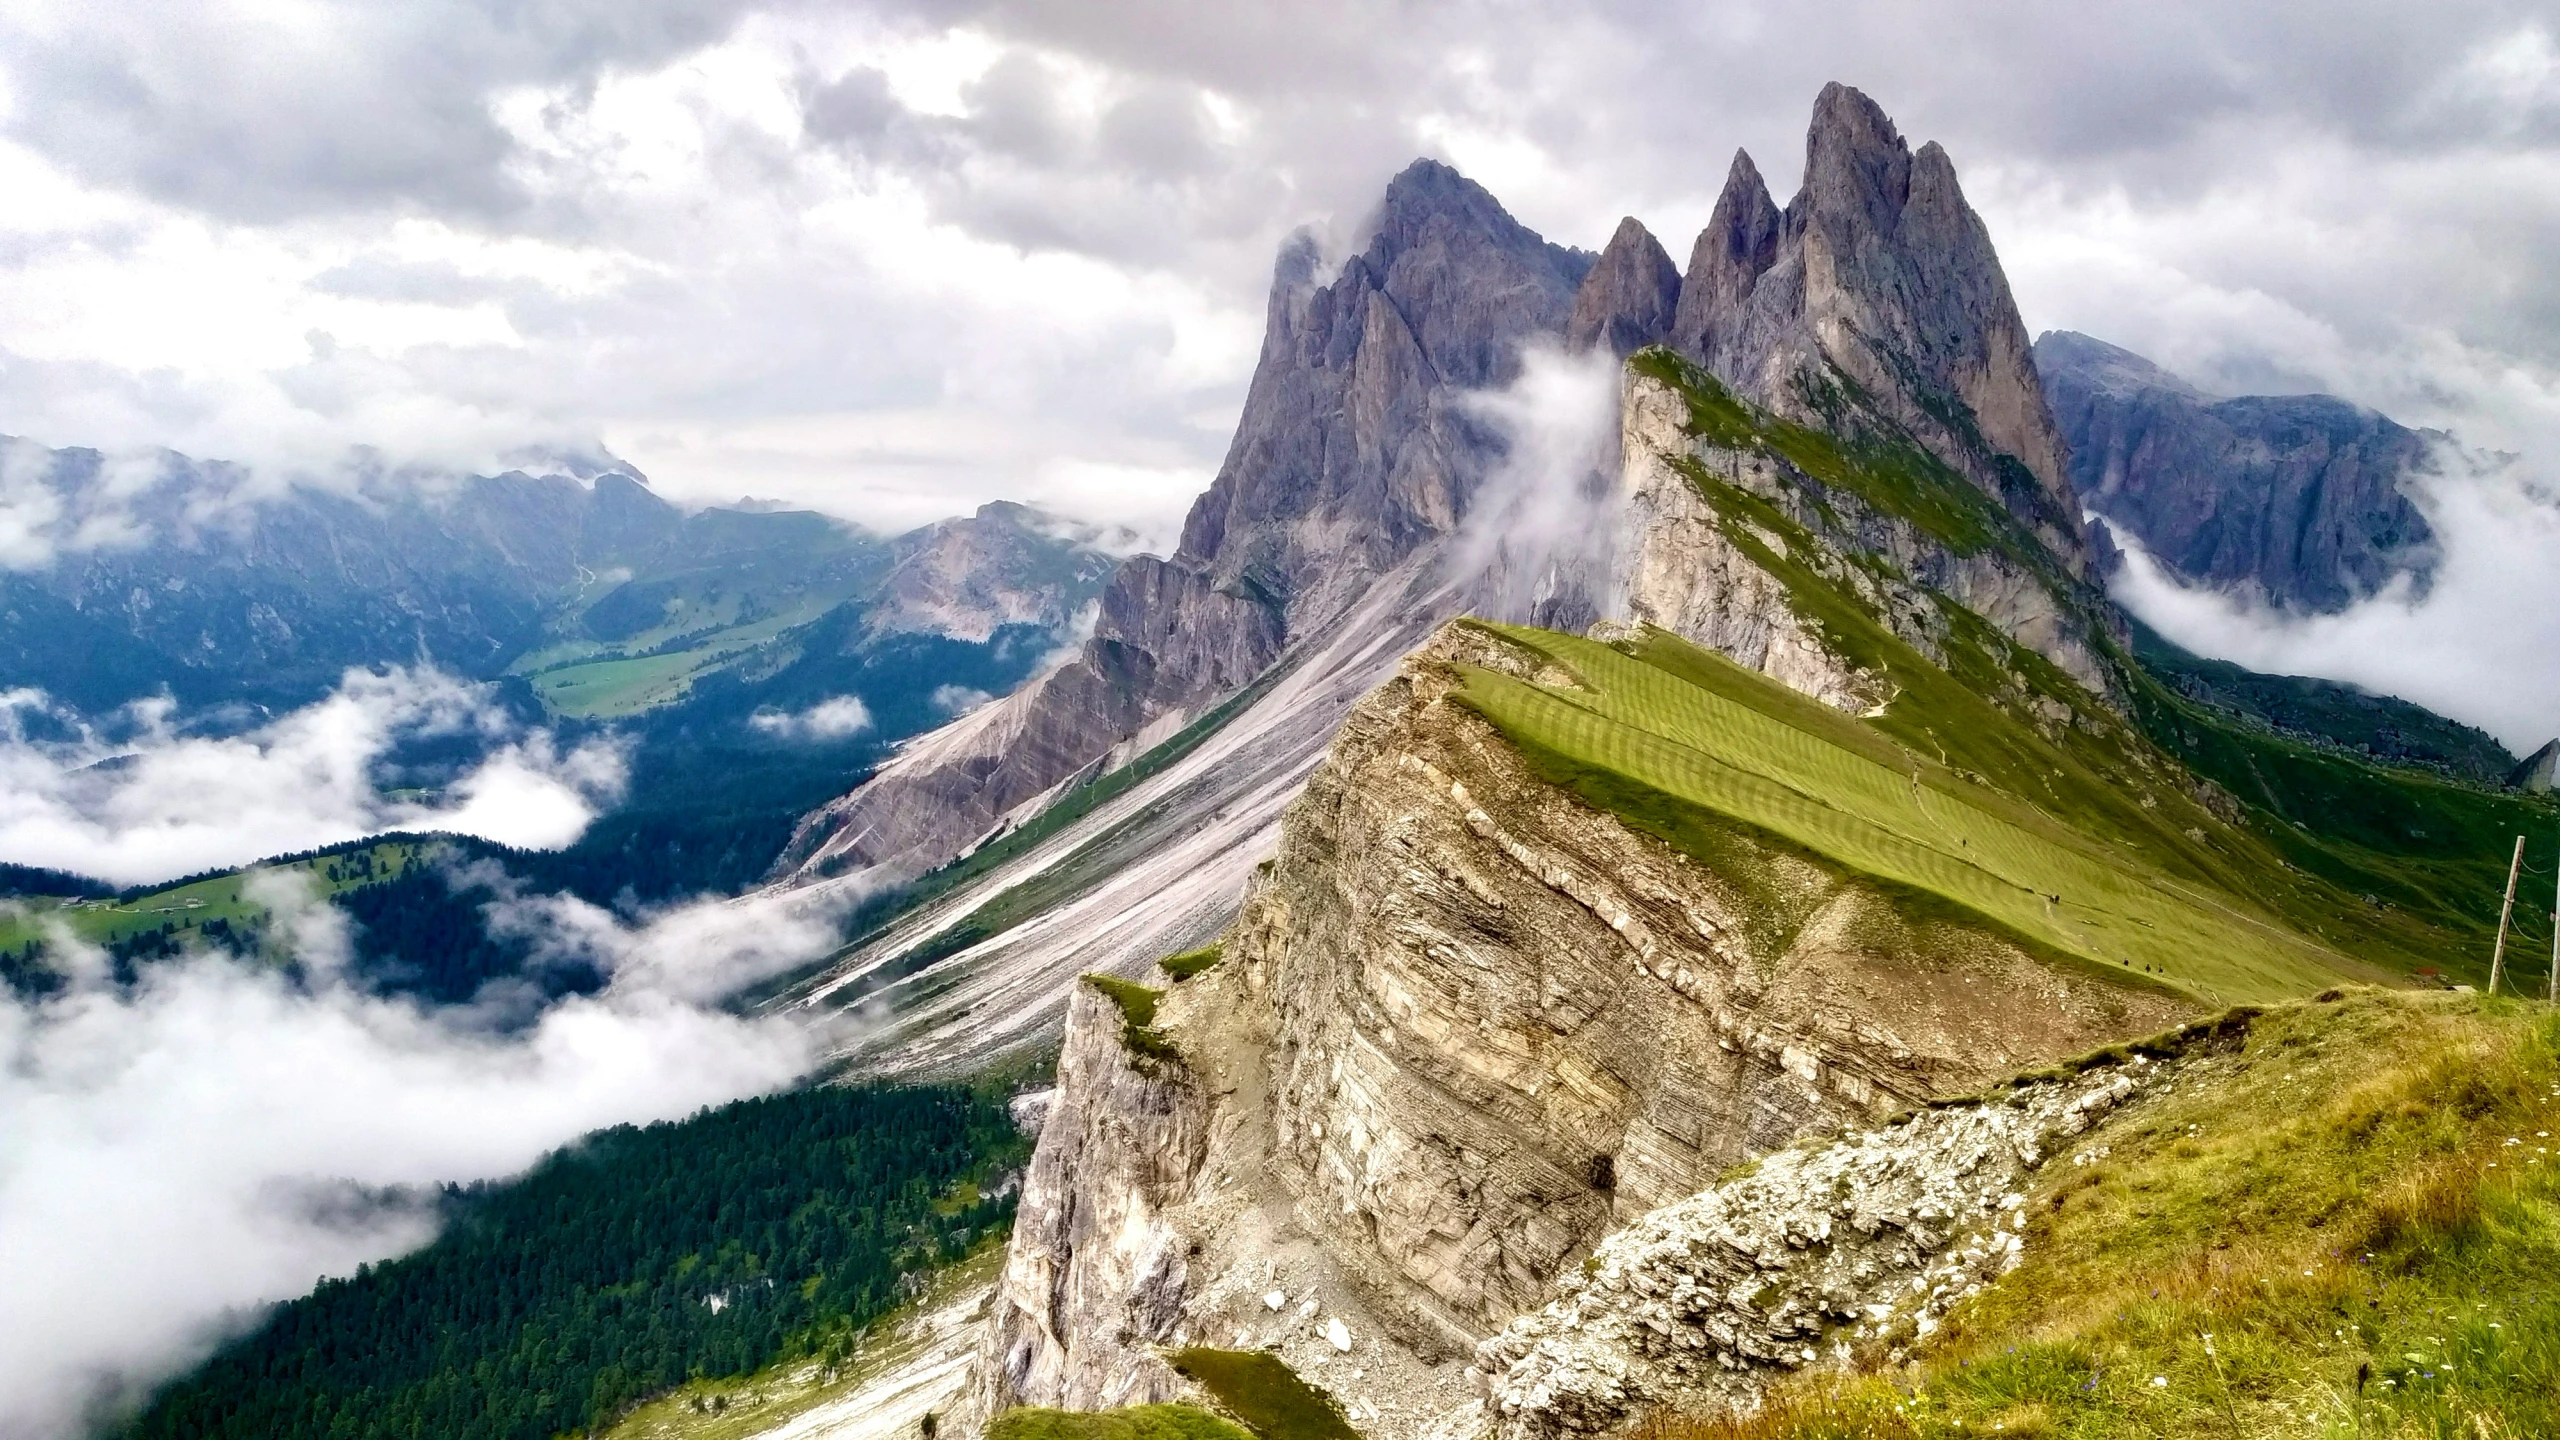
[1673,83,2084,565]
[1567,216,1682,357]
[1669,150,1781,361]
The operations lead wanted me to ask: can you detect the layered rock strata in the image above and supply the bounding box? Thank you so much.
[963,623,2185,1437]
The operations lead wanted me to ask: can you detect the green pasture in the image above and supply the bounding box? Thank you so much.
[1454,624,2361,1005]
[0,840,431,958]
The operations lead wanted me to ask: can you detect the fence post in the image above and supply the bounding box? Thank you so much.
[2492,834,2525,996]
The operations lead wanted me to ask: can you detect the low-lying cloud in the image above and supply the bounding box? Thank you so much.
[0,868,844,1439]
[746,695,874,741]
[0,668,625,887]
[2108,443,2560,753]
[1453,344,1626,627]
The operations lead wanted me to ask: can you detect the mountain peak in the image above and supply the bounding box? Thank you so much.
[1670,150,1782,360]
[2033,330,2208,401]
[1567,216,1682,356]
[1800,82,1913,234]
[1674,85,2082,563]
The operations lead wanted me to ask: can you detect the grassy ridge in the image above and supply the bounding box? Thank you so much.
[1453,624,2351,1004]
[1620,347,2558,988]
[1647,990,2560,1439]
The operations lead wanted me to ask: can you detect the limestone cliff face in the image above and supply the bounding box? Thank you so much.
[1477,1049,2205,1437]
[964,624,2183,1437]
[1616,365,2114,709]
[966,983,1214,1422]
[1672,86,2084,568]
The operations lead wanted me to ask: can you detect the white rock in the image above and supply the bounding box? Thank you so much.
[1263,1290,1288,1312]
[1327,1317,1354,1352]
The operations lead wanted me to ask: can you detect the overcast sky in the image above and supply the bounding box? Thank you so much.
[1,0,2555,547]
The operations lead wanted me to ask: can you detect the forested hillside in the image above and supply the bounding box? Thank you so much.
[124,1084,1028,1440]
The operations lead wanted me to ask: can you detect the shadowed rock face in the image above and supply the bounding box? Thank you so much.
[780,160,1592,886]
[2035,330,2438,612]
[1566,217,1683,357]
[1671,85,2084,567]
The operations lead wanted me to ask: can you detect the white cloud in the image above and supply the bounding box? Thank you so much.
[928,683,992,715]
[747,694,874,740]
[0,869,844,1438]
[2108,443,2560,753]
[1453,343,1625,624]
[0,668,625,887]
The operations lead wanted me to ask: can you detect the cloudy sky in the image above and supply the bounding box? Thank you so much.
[0,0,2554,539]
[4,0,2560,730]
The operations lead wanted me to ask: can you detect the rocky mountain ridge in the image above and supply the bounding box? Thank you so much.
[0,440,1110,720]
[772,84,2120,1087]
[2035,329,2438,612]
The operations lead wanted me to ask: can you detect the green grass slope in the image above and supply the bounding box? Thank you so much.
[1652,989,2560,1440]
[1611,348,2559,993]
[0,837,431,961]
[1455,623,2359,1004]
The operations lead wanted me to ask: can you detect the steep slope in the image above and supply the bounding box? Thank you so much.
[953,337,2545,1439]
[2036,330,2438,611]
[774,162,1593,891]
[956,602,2371,1437]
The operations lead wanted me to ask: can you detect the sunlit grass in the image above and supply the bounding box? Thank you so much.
[1639,990,2560,1439]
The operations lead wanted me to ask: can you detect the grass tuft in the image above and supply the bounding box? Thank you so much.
[987,1404,1254,1440]
[1159,945,1224,982]
[1084,975,1183,1066]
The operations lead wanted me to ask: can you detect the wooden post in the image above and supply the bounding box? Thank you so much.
[2492,834,2525,996]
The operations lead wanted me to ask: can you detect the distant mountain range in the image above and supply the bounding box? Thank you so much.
[2034,329,2439,612]
[0,441,1114,721]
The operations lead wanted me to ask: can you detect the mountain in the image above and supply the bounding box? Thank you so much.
[116,79,2560,1440]
[767,85,2138,1084]
[779,84,2547,1440]
[1670,87,2084,566]
[2034,329,2438,611]
[0,438,1113,722]
[772,159,1595,892]
[952,339,2551,1438]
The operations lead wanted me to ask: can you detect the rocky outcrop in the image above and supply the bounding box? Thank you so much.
[1567,219,1682,357]
[775,555,1284,882]
[2035,330,2438,612]
[967,982,1214,1421]
[782,160,1593,886]
[1616,359,2115,706]
[1671,86,2084,567]
[1476,1059,2176,1436]
[865,501,1117,643]
[964,623,2186,1437]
